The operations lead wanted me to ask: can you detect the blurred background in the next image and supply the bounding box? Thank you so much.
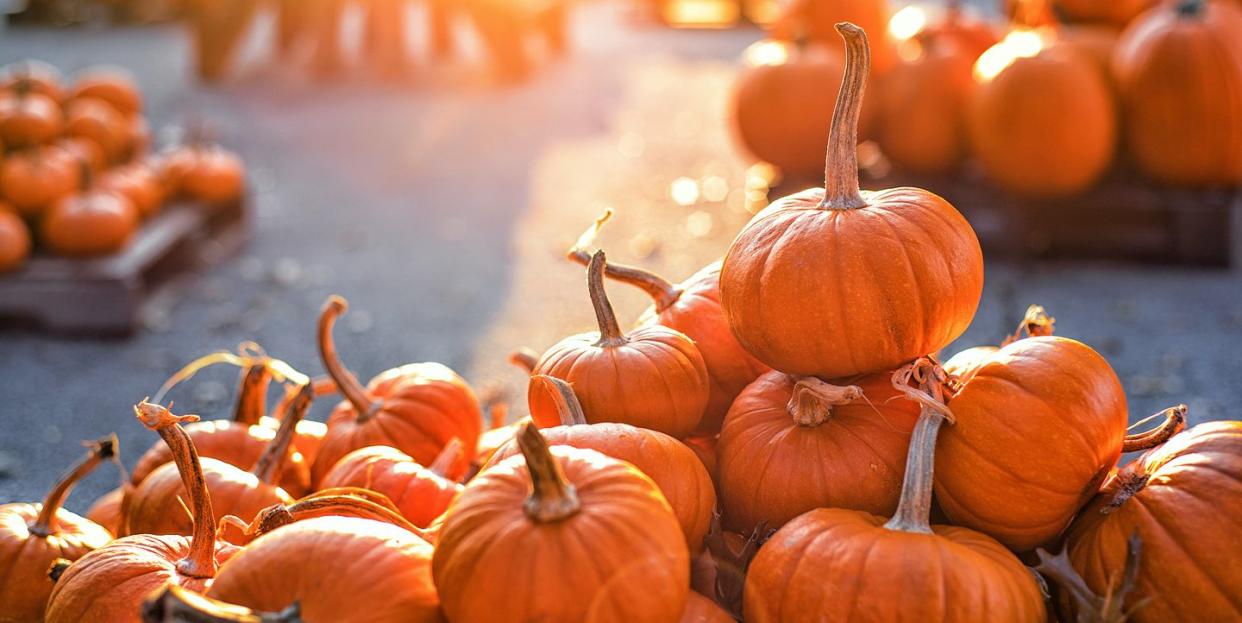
[1,0,1240,506]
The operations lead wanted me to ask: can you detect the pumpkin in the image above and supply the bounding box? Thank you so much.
[0,60,64,101]
[1063,421,1242,622]
[906,1,1000,61]
[970,28,1116,197]
[1059,23,1122,79]
[0,436,117,622]
[681,592,734,623]
[721,23,984,380]
[45,403,240,623]
[488,375,716,555]
[69,67,143,117]
[311,295,482,486]
[320,440,466,528]
[53,136,107,174]
[126,114,152,161]
[877,39,975,174]
[99,162,165,219]
[474,380,524,466]
[41,162,139,257]
[717,370,920,534]
[0,78,63,147]
[743,359,1046,623]
[694,517,763,618]
[0,145,77,218]
[159,141,245,204]
[433,423,690,622]
[567,210,768,434]
[142,585,302,623]
[84,486,126,537]
[531,251,710,439]
[767,0,896,73]
[63,97,129,163]
[0,207,31,273]
[1055,0,1155,26]
[683,433,718,481]
[942,303,1056,382]
[1112,0,1242,186]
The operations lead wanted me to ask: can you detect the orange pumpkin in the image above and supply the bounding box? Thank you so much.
[1058,23,1121,79]
[0,79,63,147]
[908,1,1001,60]
[41,163,139,258]
[474,380,524,467]
[531,251,710,439]
[0,146,77,218]
[84,486,126,537]
[0,60,64,101]
[1112,0,1242,186]
[878,41,976,174]
[45,403,240,623]
[681,592,734,623]
[320,441,465,528]
[159,141,245,204]
[683,433,718,481]
[0,207,31,273]
[99,162,165,219]
[567,211,768,434]
[743,359,1046,623]
[768,0,896,73]
[69,67,143,117]
[433,423,690,623]
[126,114,151,161]
[52,136,106,174]
[311,295,482,486]
[1055,0,1155,26]
[718,370,920,534]
[488,375,716,555]
[0,436,116,622]
[63,97,129,163]
[721,24,984,380]
[942,304,1056,382]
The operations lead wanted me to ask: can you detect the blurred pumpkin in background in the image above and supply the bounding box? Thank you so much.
[41,162,139,257]
[1054,0,1156,27]
[0,61,64,102]
[69,67,143,118]
[768,0,896,73]
[0,78,63,147]
[0,206,32,273]
[159,140,246,204]
[0,146,78,218]
[99,162,165,219]
[1057,23,1121,80]
[64,97,129,163]
[53,136,107,174]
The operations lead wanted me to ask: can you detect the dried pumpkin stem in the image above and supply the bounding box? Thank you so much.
[428,438,465,478]
[820,22,869,211]
[251,383,314,484]
[1033,535,1141,623]
[530,375,589,426]
[47,558,72,582]
[508,348,539,373]
[1000,304,1056,347]
[240,491,427,541]
[134,401,218,579]
[141,584,303,623]
[517,422,581,522]
[232,364,272,426]
[787,377,863,427]
[30,434,118,537]
[883,360,951,534]
[318,296,378,422]
[1122,404,1187,453]
[567,211,682,312]
[587,251,627,347]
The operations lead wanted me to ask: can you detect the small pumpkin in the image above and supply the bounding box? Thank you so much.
[0,60,64,101]
[877,38,976,174]
[721,23,984,380]
[159,139,245,204]
[52,136,107,174]
[743,359,1046,623]
[0,78,63,147]
[531,250,710,439]
[433,423,690,623]
[142,585,301,623]
[41,161,139,258]
[310,295,482,486]
[0,207,31,273]
[0,436,117,622]
[320,440,465,528]
[69,67,143,117]
[63,96,129,163]
[767,0,896,73]
[99,161,165,219]
[0,145,77,218]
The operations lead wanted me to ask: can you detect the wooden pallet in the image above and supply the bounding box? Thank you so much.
[0,198,247,335]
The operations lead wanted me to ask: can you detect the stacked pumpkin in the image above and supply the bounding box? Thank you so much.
[0,60,246,274]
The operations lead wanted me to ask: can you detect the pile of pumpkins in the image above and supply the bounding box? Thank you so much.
[0,60,245,274]
[2,22,1240,623]
[734,0,1242,197]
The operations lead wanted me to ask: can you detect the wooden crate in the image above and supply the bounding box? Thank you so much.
[0,198,247,335]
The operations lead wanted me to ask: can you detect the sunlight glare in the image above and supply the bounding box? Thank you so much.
[889,5,928,42]
[743,40,790,68]
[974,29,1049,82]
[671,177,700,206]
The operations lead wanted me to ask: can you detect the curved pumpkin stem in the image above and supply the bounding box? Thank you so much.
[1122,405,1187,453]
[586,251,628,348]
[508,348,539,374]
[251,383,314,484]
[152,343,309,407]
[428,438,465,479]
[134,401,218,579]
[231,489,428,541]
[232,363,272,426]
[1000,304,1056,347]
[787,377,863,427]
[142,585,303,623]
[317,296,378,422]
[820,22,869,211]
[883,359,953,534]
[517,422,581,522]
[29,434,118,537]
[566,210,682,312]
[1034,534,1142,623]
[529,375,589,426]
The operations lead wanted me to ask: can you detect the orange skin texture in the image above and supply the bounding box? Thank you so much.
[878,46,975,174]
[126,457,293,545]
[64,97,128,163]
[941,344,998,383]
[321,445,463,528]
[433,446,690,623]
[767,0,896,73]
[720,186,983,379]
[208,517,441,622]
[681,592,733,623]
[0,208,31,273]
[636,261,769,435]
[99,162,165,219]
[85,486,125,536]
[969,44,1116,198]
[311,362,482,487]
[1066,422,1242,623]
[532,327,710,440]
[132,420,311,497]
[0,505,111,622]
[717,371,920,534]
[0,89,63,146]
[1055,0,1156,26]
[162,145,246,203]
[935,336,1128,552]
[682,433,718,482]
[483,421,717,555]
[0,147,77,217]
[744,508,1046,623]
[1112,1,1242,186]
[45,534,238,623]
[69,69,143,117]
[41,189,138,258]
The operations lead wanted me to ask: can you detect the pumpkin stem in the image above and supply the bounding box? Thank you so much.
[141,584,303,623]
[232,363,272,426]
[235,488,428,541]
[1034,534,1142,623]
[567,210,683,312]
[428,438,465,478]
[134,401,218,579]
[787,377,863,427]
[820,22,870,211]
[586,251,628,348]
[1122,404,1187,453]
[517,422,581,522]
[706,510,770,619]
[47,558,72,583]
[1000,304,1056,347]
[882,359,953,534]
[529,374,589,426]
[251,383,314,484]
[29,434,118,537]
[317,296,379,422]
[508,347,539,374]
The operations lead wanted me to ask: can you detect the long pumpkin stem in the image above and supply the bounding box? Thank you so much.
[428,438,465,478]
[820,22,869,211]
[787,377,863,427]
[529,375,589,426]
[142,585,303,623]
[517,422,581,522]
[231,488,428,541]
[883,360,952,534]
[508,348,539,374]
[30,435,118,537]
[232,364,271,426]
[134,401,218,579]
[252,383,314,484]
[1033,534,1141,623]
[317,296,378,422]
[587,251,627,348]
[1122,405,1187,453]
[567,211,683,312]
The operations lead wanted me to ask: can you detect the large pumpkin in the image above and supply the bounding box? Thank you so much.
[768,0,896,73]
[743,359,1046,623]
[1112,0,1242,186]
[721,23,984,380]
[433,423,690,623]
[717,370,920,534]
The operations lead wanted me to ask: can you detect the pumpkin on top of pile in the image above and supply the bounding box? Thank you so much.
[0,60,246,274]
